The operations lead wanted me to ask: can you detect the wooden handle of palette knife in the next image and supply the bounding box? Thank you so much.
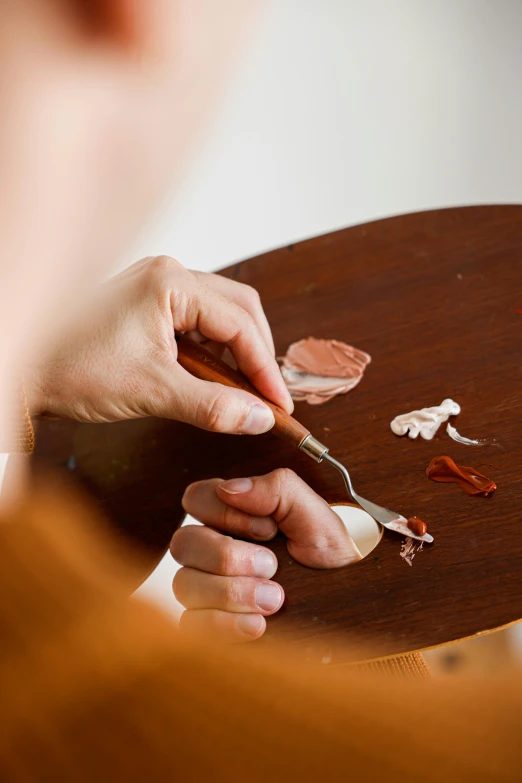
[175,334,310,448]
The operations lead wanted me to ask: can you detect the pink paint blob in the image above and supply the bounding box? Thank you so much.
[280,337,371,405]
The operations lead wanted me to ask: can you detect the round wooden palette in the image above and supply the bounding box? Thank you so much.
[34,206,522,661]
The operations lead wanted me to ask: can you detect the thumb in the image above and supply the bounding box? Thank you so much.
[154,364,275,434]
[216,469,362,567]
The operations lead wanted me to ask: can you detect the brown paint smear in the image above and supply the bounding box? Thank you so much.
[426,456,497,496]
[280,337,371,405]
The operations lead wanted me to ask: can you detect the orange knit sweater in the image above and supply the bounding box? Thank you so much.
[0,480,520,782]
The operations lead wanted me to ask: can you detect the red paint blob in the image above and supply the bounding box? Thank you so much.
[426,456,497,496]
[407,516,428,537]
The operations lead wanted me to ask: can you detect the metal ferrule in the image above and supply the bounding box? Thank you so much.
[298,434,329,463]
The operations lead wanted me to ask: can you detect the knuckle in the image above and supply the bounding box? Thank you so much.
[221,504,246,534]
[243,284,261,308]
[243,309,257,331]
[272,467,298,490]
[149,255,178,274]
[145,255,185,288]
[229,309,256,342]
[217,536,237,575]
[200,390,234,432]
[223,577,242,609]
[307,534,330,551]
[271,468,299,517]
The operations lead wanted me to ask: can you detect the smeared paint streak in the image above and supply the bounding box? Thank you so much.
[400,538,424,567]
[446,423,497,447]
[67,456,76,471]
[280,337,371,405]
[391,399,460,440]
[427,455,497,496]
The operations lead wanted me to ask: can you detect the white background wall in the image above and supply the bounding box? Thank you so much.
[135,0,522,622]
[129,0,522,275]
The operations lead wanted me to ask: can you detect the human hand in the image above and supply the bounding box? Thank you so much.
[28,256,292,433]
[171,469,362,642]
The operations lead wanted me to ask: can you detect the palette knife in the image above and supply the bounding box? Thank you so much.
[175,334,433,544]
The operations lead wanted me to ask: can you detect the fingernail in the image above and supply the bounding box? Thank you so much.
[250,517,277,539]
[254,550,277,578]
[220,478,253,495]
[240,404,275,435]
[237,614,264,637]
[255,583,282,612]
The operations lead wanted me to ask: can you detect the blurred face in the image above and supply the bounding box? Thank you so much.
[0,0,252,365]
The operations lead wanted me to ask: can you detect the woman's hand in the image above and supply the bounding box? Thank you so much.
[171,469,362,642]
[28,256,292,434]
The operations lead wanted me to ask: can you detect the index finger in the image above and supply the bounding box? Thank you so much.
[190,272,276,356]
[172,281,293,414]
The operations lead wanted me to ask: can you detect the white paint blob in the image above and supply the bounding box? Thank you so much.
[390,398,460,440]
[330,503,382,558]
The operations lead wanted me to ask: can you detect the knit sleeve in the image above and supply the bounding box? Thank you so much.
[0,484,520,782]
[0,380,35,454]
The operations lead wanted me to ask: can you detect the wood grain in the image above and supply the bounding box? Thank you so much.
[33,205,522,661]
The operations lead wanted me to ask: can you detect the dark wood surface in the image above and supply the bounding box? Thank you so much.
[34,205,522,661]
